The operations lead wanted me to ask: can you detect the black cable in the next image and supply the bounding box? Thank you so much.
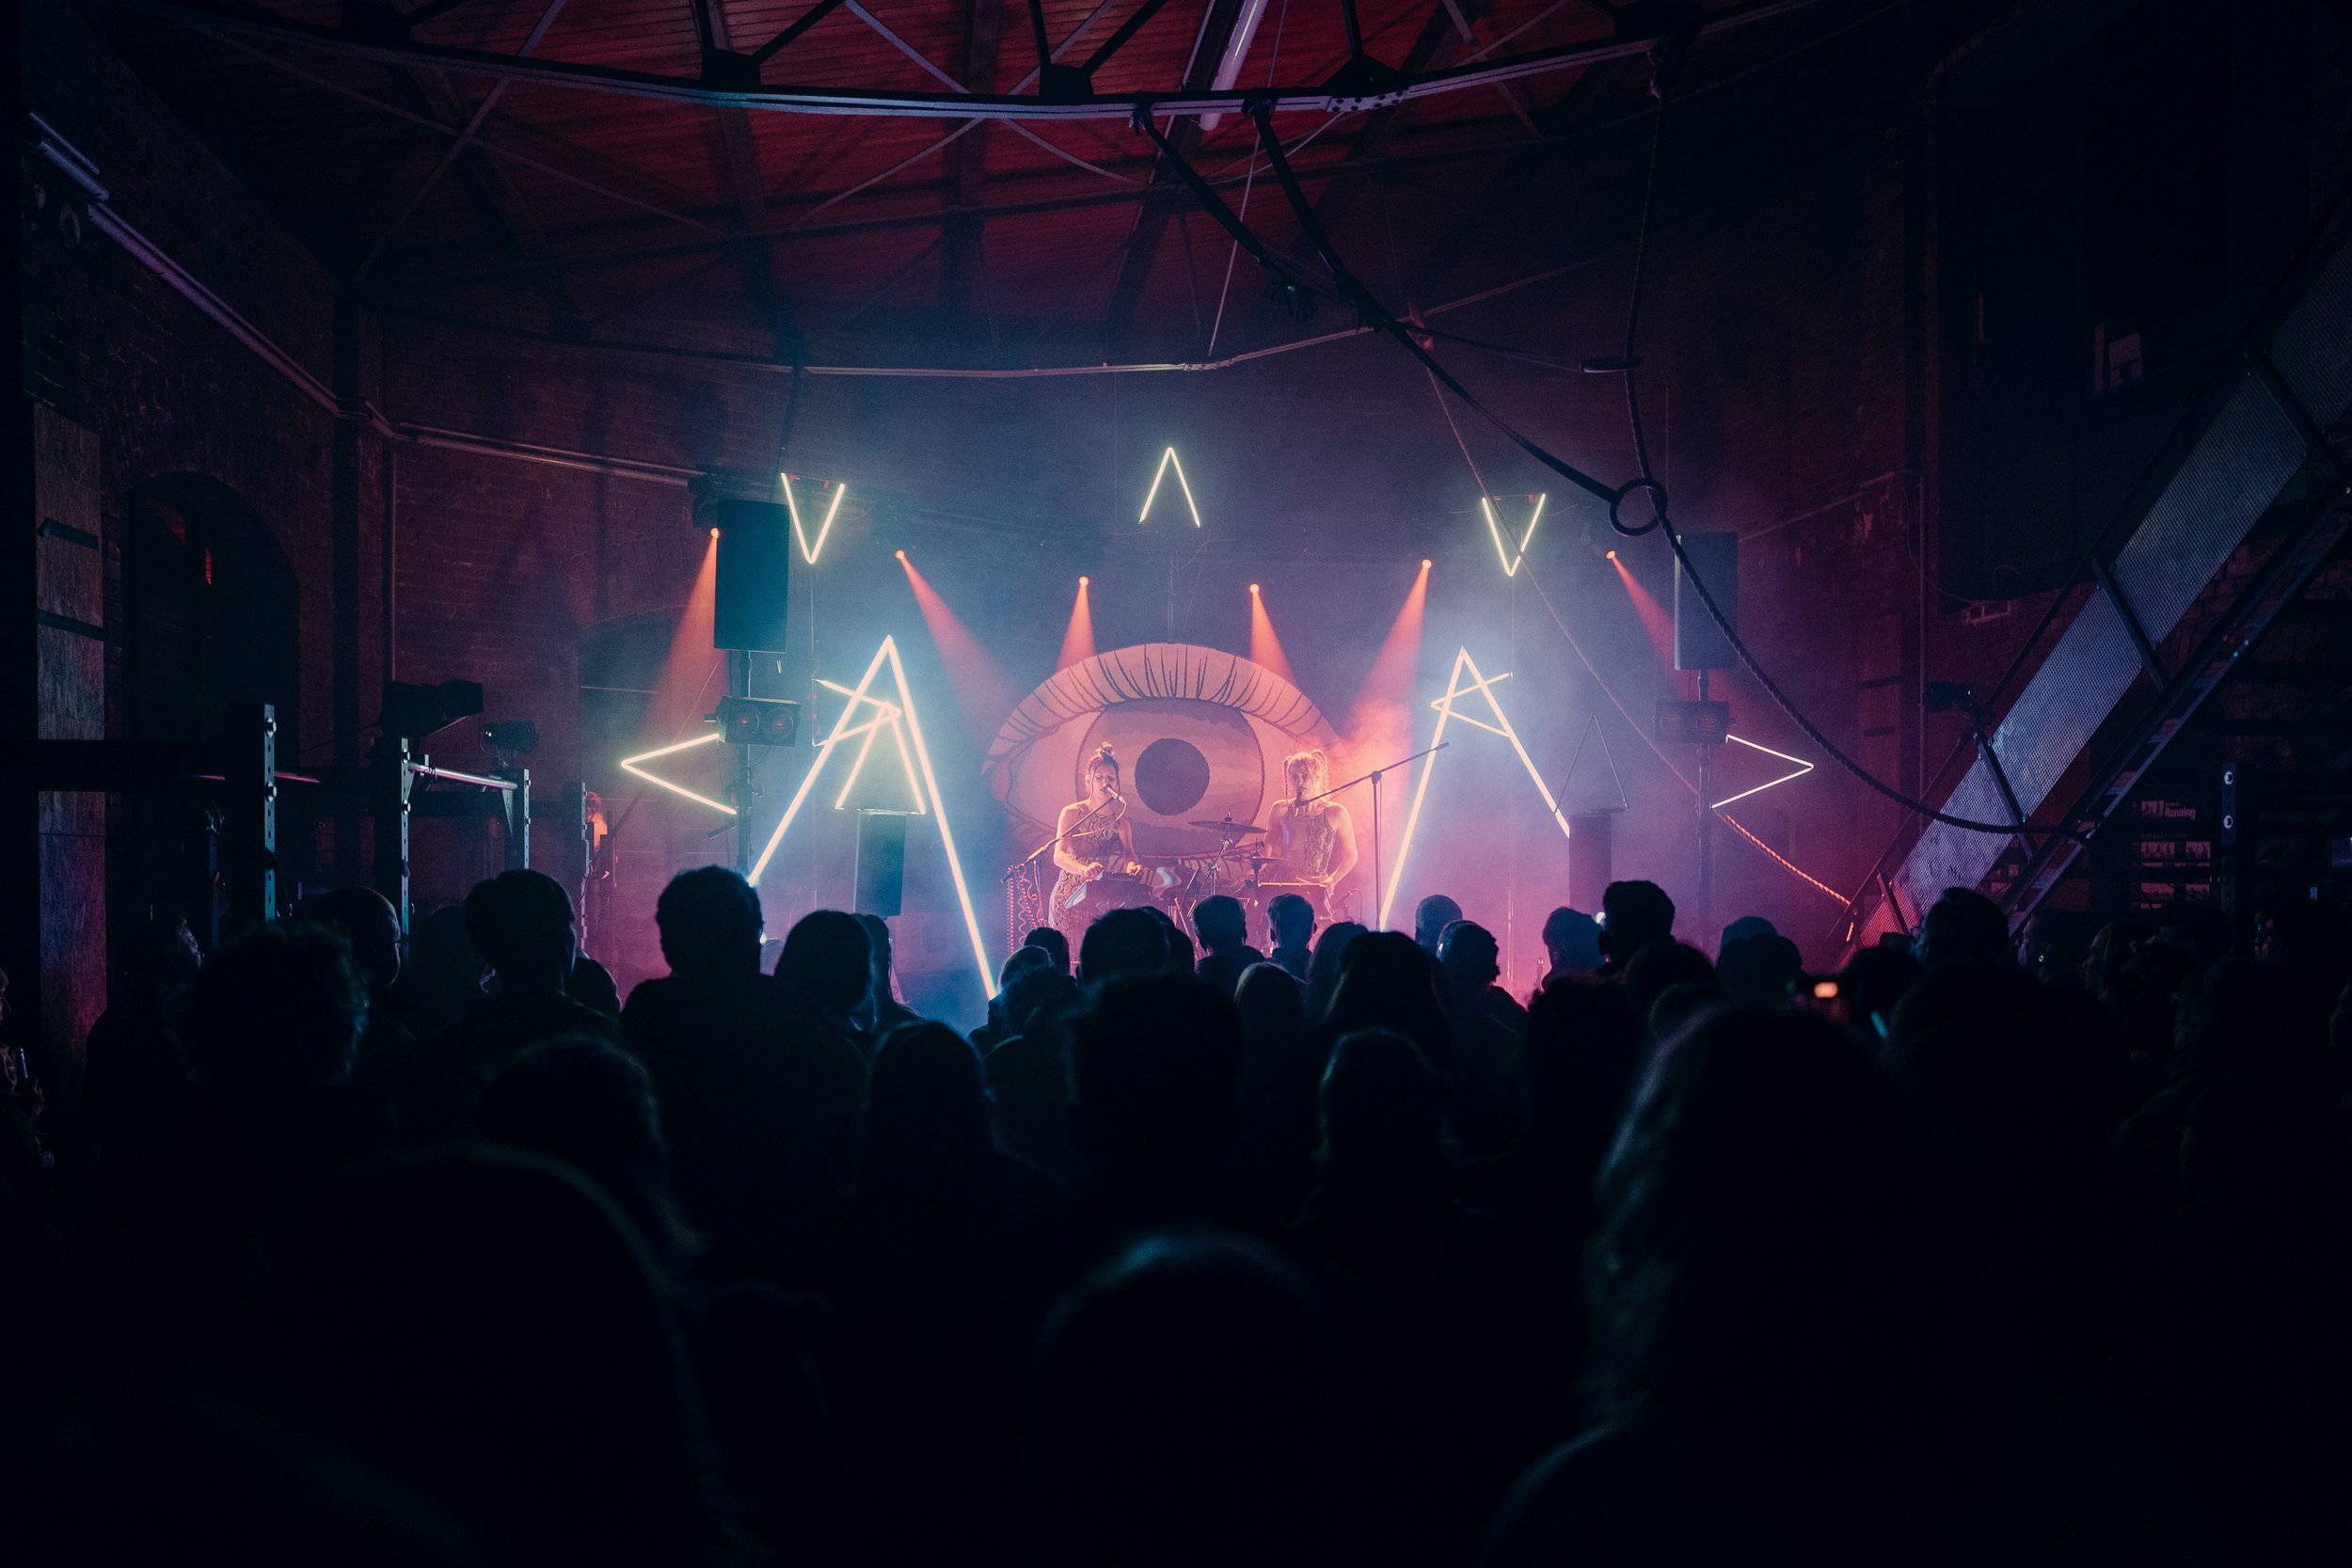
[1162,86,2032,841]
[1610,85,2042,840]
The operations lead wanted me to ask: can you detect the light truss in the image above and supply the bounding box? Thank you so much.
[1480,494,1545,577]
[1381,647,1573,927]
[749,638,996,999]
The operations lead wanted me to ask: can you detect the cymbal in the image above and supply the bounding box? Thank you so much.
[1189,819,1267,835]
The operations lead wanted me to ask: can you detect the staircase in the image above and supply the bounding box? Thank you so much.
[1841,208,2352,946]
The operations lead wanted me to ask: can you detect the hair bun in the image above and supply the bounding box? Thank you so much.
[1091,743,1118,764]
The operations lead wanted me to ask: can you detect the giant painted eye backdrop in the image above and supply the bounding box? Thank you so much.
[986,645,1335,857]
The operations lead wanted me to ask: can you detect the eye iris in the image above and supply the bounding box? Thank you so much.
[1134,737,1212,816]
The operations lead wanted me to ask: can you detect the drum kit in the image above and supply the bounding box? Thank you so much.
[1063,816,1344,926]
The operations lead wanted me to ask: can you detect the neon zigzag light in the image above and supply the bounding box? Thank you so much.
[1479,494,1545,577]
[1381,648,1574,928]
[620,731,738,816]
[781,473,848,563]
[1137,447,1201,527]
[748,638,996,1000]
[812,678,924,815]
[1710,733,1816,810]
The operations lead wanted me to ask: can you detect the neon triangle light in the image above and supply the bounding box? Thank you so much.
[1381,648,1573,928]
[1479,494,1545,577]
[747,638,996,1000]
[1137,447,1202,527]
[1709,732,1816,810]
[620,730,737,816]
[812,678,924,816]
[781,472,848,563]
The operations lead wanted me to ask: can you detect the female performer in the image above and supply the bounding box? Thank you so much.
[1050,744,1143,945]
[1264,747,1359,917]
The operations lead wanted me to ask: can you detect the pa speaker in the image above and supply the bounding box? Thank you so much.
[714,499,791,652]
[1674,531,1740,672]
[854,810,908,916]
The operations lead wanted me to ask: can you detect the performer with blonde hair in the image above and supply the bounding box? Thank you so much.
[1264,746,1359,915]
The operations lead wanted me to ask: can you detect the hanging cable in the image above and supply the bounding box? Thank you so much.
[1602,81,2048,839]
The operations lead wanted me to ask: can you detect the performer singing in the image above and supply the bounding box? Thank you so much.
[1265,747,1359,913]
[1050,743,1143,944]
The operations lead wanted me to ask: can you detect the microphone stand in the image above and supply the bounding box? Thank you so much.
[1302,742,1448,927]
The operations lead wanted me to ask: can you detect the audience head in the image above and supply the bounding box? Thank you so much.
[301,888,404,994]
[1590,1007,1957,1472]
[1326,932,1451,1067]
[1153,911,1196,974]
[1718,913,1777,954]
[1411,895,1464,953]
[478,1036,694,1270]
[1026,1236,1354,1568]
[1915,887,2011,970]
[1317,1028,1446,1180]
[120,911,205,1000]
[863,1022,992,1181]
[854,912,897,990]
[262,1151,729,1568]
[1832,944,1923,1037]
[652,866,762,977]
[186,922,368,1098]
[1022,926,1071,975]
[1265,893,1315,953]
[1190,895,1248,954]
[1002,963,1080,1039]
[1077,908,1168,987]
[1717,932,1803,1006]
[1540,905,1604,976]
[999,943,1054,995]
[774,910,871,1015]
[1067,974,1243,1195]
[1624,940,1718,1030]
[1234,961,1307,1068]
[1598,880,1676,966]
[1301,921,1368,1021]
[403,906,485,1005]
[1436,919,1502,999]
[463,870,578,987]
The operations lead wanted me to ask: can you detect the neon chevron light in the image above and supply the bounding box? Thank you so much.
[1479,494,1546,577]
[781,473,848,563]
[1381,647,1573,927]
[620,731,737,816]
[748,638,995,1000]
[1709,733,1817,811]
[1138,447,1202,527]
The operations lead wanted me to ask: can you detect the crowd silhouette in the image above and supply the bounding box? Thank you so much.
[8,868,2351,1567]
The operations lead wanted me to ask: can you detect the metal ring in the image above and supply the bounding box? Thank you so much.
[1610,478,1668,537]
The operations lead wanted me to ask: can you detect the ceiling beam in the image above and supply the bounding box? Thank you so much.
[692,0,804,357]
[942,0,1005,318]
[103,0,1829,121]
[1102,0,1250,346]
[358,111,1637,295]
[1309,0,1478,243]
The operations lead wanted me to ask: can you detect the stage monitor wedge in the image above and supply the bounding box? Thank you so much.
[1673,531,1740,672]
[714,499,791,652]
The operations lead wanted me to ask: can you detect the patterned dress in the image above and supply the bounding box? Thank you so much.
[1050,808,1128,948]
